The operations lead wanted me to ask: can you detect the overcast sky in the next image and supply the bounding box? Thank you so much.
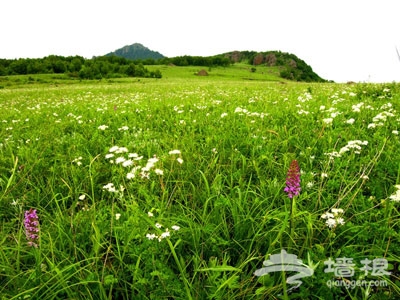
[1,0,400,82]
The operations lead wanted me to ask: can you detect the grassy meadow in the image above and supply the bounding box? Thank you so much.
[1,66,400,299]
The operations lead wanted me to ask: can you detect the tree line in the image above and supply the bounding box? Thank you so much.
[0,51,326,82]
[0,55,162,79]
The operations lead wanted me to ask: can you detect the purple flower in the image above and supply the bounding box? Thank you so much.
[24,208,39,247]
[284,160,301,198]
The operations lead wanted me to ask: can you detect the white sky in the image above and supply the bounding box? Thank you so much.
[1,0,400,82]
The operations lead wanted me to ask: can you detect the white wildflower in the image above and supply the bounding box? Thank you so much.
[389,186,400,202]
[109,146,119,153]
[122,159,133,167]
[146,233,157,240]
[126,172,135,180]
[169,150,181,155]
[98,125,108,130]
[155,169,164,175]
[115,157,126,164]
[159,229,170,240]
[103,183,116,193]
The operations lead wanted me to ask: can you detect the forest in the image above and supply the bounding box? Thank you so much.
[0,55,162,79]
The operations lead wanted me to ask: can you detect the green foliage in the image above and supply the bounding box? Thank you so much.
[0,55,162,80]
[0,77,400,299]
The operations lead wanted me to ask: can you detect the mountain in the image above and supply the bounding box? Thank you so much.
[105,43,165,60]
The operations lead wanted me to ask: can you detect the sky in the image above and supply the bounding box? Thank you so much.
[1,0,400,83]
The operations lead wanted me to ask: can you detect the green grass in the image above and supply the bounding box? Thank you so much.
[0,69,400,299]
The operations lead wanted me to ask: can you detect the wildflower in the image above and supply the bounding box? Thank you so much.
[321,208,345,228]
[98,125,108,130]
[392,130,399,135]
[322,118,333,125]
[155,169,164,175]
[306,182,314,189]
[148,211,154,217]
[389,185,400,202]
[169,149,181,155]
[146,233,157,240]
[171,225,180,231]
[103,183,116,193]
[155,222,162,228]
[115,213,121,220]
[159,229,170,241]
[115,147,128,154]
[109,146,120,153]
[177,158,184,164]
[115,157,126,164]
[24,208,39,247]
[321,173,329,178]
[325,218,337,228]
[118,126,129,131]
[79,194,86,200]
[361,175,369,180]
[220,112,228,118]
[126,172,135,180]
[284,160,301,199]
[72,157,83,166]
[129,153,143,160]
[346,118,355,125]
[122,159,133,167]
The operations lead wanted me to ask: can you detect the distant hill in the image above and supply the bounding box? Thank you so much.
[222,50,326,82]
[105,43,165,60]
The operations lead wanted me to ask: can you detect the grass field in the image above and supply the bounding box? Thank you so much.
[1,67,400,299]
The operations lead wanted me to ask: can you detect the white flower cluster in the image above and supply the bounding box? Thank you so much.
[169,149,184,164]
[368,104,396,129]
[321,208,345,229]
[103,183,125,193]
[389,185,400,202]
[98,124,108,130]
[324,140,368,160]
[297,92,312,103]
[72,156,83,166]
[146,218,180,242]
[104,145,164,179]
[234,107,268,119]
[339,140,368,155]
